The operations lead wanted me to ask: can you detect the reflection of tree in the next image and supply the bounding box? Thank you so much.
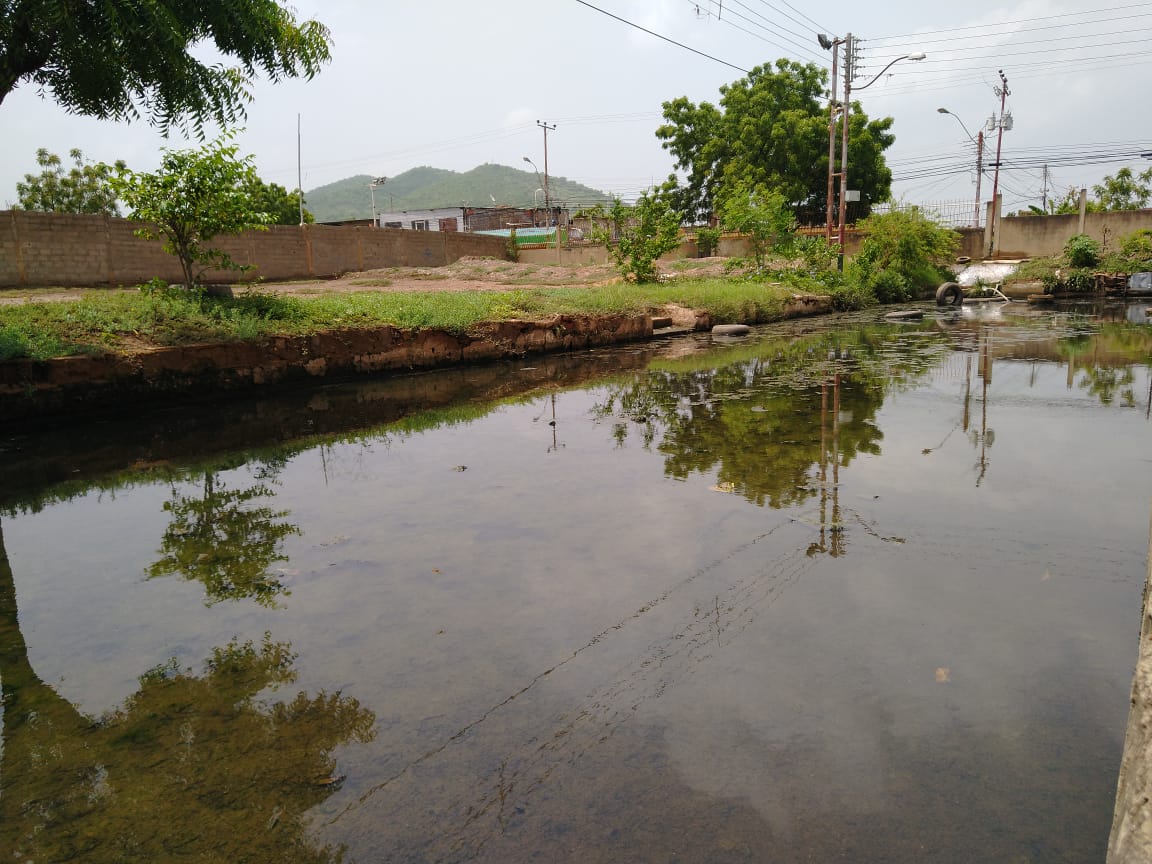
[149,465,301,606]
[1079,365,1136,407]
[0,515,375,863]
[593,335,896,511]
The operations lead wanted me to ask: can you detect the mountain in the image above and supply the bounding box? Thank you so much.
[304,164,612,223]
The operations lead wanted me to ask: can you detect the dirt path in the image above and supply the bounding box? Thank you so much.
[0,257,732,305]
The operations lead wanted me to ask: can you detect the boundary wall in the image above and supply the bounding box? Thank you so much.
[0,211,510,288]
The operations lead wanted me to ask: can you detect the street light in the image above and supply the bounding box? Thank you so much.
[368,176,387,225]
[523,156,544,226]
[938,108,985,228]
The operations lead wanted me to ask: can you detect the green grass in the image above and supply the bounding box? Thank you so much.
[0,279,805,361]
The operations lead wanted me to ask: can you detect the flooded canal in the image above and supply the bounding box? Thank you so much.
[3,303,1151,863]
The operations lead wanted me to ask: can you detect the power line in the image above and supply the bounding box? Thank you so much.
[869,1,1152,41]
[747,0,831,38]
[572,0,750,73]
[866,13,1152,53]
[688,0,828,64]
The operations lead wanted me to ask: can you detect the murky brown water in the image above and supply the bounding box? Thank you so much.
[3,303,1151,863]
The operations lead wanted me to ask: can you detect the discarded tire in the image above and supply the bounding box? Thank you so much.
[712,324,750,336]
[935,282,963,306]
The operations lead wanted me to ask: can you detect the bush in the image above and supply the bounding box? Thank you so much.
[1064,234,1100,268]
[717,182,796,268]
[1102,229,1152,273]
[853,208,959,301]
[695,226,721,257]
[870,269,912,304]
[591,191,682,283]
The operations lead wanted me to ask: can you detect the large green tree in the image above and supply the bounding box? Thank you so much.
[656,59,895,223]
[0,1,331,134]
[16,147,124,215]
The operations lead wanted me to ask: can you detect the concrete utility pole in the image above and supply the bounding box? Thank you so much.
[988,70,1011,257]
[975,131,984,228]
[537,120,556,224]
[837,32,855,266]
[823,34,843,244]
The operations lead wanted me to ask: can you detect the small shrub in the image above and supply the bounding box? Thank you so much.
[695,225,721,257]
[870,269,912,304]
[590,191,681,283]
[1064,234,1100,268]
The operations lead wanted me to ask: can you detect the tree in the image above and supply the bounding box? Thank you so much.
[246,177,314,225]
[0,1,331,135]
[1092,167,1152,211]
[111,134,273,288]
[591,192,682,283]
[656,60,895,223]
[15,148,124,215]
[717,181,796,267]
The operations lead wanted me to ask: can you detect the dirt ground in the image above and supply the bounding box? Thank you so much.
[0,256,734,305]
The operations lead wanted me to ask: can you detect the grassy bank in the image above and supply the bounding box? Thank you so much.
[0,279,808,362]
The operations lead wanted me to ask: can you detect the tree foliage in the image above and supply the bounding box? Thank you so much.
[591,191,682,283]
[0,0,331,135]
[717,181,796,267]
[15,148,124,215]
[656,60,895,223]
[246,177,314,225]
[1092,166,1152,211]
[111,134,273,287]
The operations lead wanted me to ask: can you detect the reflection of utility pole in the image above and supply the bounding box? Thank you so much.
[547,393,562,454]
[832,372,842,557]
[974,328,993,486]
[813,373,844,557]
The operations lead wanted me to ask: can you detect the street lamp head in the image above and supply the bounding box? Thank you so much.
[907,51,926,61]
[937,107,950,114]
[817,33,833,50]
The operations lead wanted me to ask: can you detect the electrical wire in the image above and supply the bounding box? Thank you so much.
[869,1,1152,41]
[572,0,751,73]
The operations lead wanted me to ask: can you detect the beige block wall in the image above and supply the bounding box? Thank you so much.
[0,212,509,288]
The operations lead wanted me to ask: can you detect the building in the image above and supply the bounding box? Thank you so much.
[374,206,563,232]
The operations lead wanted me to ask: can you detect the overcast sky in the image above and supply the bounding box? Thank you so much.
[2,0,1148,215]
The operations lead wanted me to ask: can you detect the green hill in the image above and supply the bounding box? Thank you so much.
[304,164,611,222]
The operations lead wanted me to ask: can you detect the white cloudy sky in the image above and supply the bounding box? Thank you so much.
[1,0,1147,213]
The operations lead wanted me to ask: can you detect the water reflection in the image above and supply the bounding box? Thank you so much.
[149,462,301,606]
[1,306,1151,863]
[0,515,375,862]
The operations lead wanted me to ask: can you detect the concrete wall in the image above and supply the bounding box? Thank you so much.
[0,211,509,288]
[996,209,1152,259]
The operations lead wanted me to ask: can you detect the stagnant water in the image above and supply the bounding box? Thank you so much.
[3,303,1152,863]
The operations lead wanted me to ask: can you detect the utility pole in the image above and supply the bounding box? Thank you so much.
[297,113,304,226]
[988,70,1010,258]
[537,120,556,224]
[824,36,841,243]
[837,33,856,268]
[974,130,984,228]
[1041,163,1050,212]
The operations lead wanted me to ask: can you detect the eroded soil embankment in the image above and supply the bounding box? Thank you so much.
[0,295,832,423]
[0,314,660,423]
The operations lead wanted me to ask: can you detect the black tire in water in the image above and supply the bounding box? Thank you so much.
[936,282,963,306]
